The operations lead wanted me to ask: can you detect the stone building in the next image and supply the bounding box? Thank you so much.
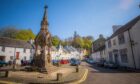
[91,34,106,62]
[105,15,140,69]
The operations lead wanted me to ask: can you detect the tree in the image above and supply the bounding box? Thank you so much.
[52,36,60,47]
[83,37,92,50]
[15,29,35,41]
[0,27,19,38]
[61,40,67,46]
[86,36,94,41]
[72,36,84,48]
[0,27,35,41]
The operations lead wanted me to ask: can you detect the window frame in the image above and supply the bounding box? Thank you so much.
[2,46,5,52]
[120,48,128,63]
[113,39,116,45]
[23,48,26,53]
[118,33,125,44]
[109,52,113,62]
[108,40,112,48]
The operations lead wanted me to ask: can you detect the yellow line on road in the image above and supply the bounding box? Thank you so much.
[69,69,88,84]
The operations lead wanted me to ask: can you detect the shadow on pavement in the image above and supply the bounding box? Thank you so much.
[85,62,140,73]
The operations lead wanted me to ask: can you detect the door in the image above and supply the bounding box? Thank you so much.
[114,53,119,64]
[0,56,5,61]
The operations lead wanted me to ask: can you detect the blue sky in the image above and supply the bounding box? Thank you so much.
[0,0,140,39]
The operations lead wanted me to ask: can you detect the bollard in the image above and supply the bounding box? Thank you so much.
[5,71,9,77]
[57,73,63,81]
[76,65,79,72]
[57,62,61,67]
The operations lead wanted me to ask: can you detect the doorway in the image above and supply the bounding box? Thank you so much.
[114,53,119,64]
[0,56,5,61]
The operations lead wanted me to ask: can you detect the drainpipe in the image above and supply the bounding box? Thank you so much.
[13,47,16,69]
[128,29,136,69]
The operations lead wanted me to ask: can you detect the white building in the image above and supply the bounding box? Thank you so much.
[52,45,81,60]
[0,37,83,65]
[105,15,140,69]
[41,44,81,61]
[0,37,34,65]
[64,46,80,59]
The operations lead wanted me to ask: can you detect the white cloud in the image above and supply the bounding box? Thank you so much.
[119,0,134,10]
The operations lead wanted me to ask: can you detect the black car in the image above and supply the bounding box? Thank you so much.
[96,59,105,67]
[104,62,119,69]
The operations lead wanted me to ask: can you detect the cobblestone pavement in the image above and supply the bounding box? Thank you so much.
[81,62,140,84]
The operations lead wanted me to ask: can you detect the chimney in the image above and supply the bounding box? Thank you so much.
[112,25,122,33]
[99,34,103,38]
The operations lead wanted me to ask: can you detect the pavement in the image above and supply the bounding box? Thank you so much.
[1,62,140,84]
[81,62,140,84]
[0,64,88,84]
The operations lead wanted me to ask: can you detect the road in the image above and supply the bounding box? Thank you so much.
[81,62,140,84]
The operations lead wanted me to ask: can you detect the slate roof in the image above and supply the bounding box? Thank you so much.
[0,37,32,49]
[64,46,76,52]
[107,15,140,40]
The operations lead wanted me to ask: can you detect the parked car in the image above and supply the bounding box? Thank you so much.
[96,59,105,67]
[70,58,81,66]
[60,59,69,64]
[52,60,60,66]
[86,58,94,64]
[0,61,8,67]
[104,62,119,69]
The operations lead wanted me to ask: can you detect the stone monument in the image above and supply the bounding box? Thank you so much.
[34,5,52,72]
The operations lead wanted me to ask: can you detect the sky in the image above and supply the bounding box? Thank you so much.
[0,0,140,40]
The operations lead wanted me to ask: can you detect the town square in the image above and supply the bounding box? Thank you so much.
[0,0,140,84]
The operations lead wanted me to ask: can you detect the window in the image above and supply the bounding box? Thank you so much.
[30,49,32,53]
[109,52,113,62]
[2,46,5,52]
[118,33,125,44]
[24,48,26,53]
[30,56,33,59]
[108,40,112,48]
[120,49,128,63]
[113,39,116,45]
[24,56,26,60]
[10,56,13,60]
